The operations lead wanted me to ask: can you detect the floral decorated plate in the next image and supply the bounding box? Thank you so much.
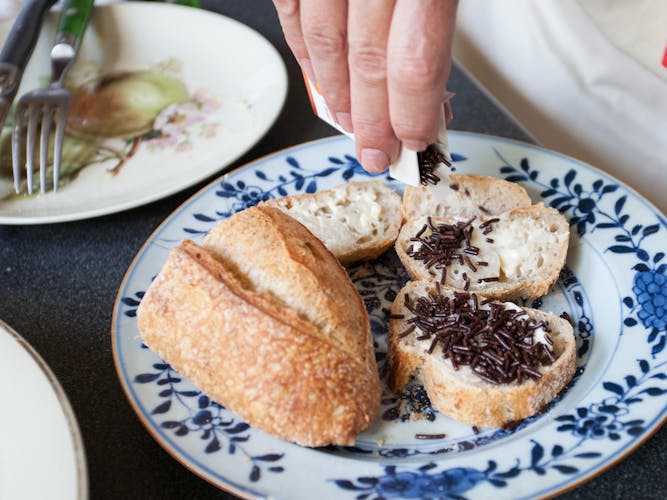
[112,133,667,499]
[0,319,87,499]
[0,2,287,224]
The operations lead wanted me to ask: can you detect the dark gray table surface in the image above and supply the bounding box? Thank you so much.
[0,1,664,498]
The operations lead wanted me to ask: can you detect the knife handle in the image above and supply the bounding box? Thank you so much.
[0,0,56,67]
[55,0,94,51]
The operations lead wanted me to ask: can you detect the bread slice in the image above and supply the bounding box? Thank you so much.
[395,203,569,301]
[402,173,532,220]
[387,280,576,427]
[264,180,402,266]
[137,206,381,447]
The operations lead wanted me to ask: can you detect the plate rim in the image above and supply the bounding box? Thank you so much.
[0,1,288,226]
[0,319,88,500]
[111,132,667,499]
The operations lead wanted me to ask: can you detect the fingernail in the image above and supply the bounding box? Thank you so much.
[336,112,353,132]
[402,140,428,152]
[360,148,389,173]
[300,58,316,83]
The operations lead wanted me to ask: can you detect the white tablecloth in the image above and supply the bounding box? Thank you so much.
[454,0,667,214]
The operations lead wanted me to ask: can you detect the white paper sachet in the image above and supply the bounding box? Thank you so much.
[302,72,452,187]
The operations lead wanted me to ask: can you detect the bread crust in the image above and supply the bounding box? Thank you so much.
[387,280,576,427]
[202,206,376,365]
[402,173,532,221]
[137,207,381,447]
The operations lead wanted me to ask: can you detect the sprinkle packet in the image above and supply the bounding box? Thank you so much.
[302,72,452,187]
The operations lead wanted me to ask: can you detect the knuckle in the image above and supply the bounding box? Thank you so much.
[352,117,392,146]
[389,54,442,92]
[349,45,387,83]
[273,0,299,16]
[393,119,435,143]
[303,26,347,57]
[322,88,349,113]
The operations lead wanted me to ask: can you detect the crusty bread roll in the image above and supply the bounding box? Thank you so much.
[395,203,569,301]
[137,206,381,447]
[402,173,532,220]
[387,280,576,427]
[264,180,402,266]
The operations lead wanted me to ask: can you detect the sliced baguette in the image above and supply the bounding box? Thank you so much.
[402,173,532,220]
[264,180,402,266]
[137,206,381,447]
[387,280,576,427]
[395,203,569,301]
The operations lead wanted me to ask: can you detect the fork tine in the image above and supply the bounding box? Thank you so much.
[25,104,39,195]
[53,105,68,192]
[39,107,54,195]
[11,104,26,194]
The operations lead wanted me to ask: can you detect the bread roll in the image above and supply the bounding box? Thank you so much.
[137,206,381,446]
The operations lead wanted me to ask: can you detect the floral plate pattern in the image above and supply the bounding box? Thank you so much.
[0,2,287,224]
[112,133,667,499]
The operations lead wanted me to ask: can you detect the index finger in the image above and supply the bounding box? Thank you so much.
[387,0,458,151]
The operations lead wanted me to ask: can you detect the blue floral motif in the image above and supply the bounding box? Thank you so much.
[633,271,667,331]
[334,463,492,499]
[120,290,144,317]
[333,437,604,499]
[183,154,387,234]
[133,362,285,482]
[497,151,667,356]
[556,358,666,441]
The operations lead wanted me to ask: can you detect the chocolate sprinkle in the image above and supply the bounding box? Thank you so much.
[415,433,446,440]
[407,218,482,284]
[479,218,500,229]
[472,425,480,435]
[401,290,554,385]
[417,145,452,186]
[560,311,575,326]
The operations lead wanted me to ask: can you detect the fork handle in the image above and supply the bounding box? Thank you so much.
[55,0,94,51]
[0,0,56,70]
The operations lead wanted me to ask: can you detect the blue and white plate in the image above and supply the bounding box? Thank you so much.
[112,133,667,499]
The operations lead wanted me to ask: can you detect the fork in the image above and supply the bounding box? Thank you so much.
[0,1,58,132]
[12,0,93,195]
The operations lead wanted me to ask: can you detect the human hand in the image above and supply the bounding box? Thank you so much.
[273,0,458,173]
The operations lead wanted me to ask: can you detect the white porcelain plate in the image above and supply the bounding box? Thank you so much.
[112,133,667,499]
[0,320,87,499]
[0,2,287,224]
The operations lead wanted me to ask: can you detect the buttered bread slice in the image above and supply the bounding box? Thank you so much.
[395,204,569,300]
[387,280,576,427]
[264,180,402,266]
